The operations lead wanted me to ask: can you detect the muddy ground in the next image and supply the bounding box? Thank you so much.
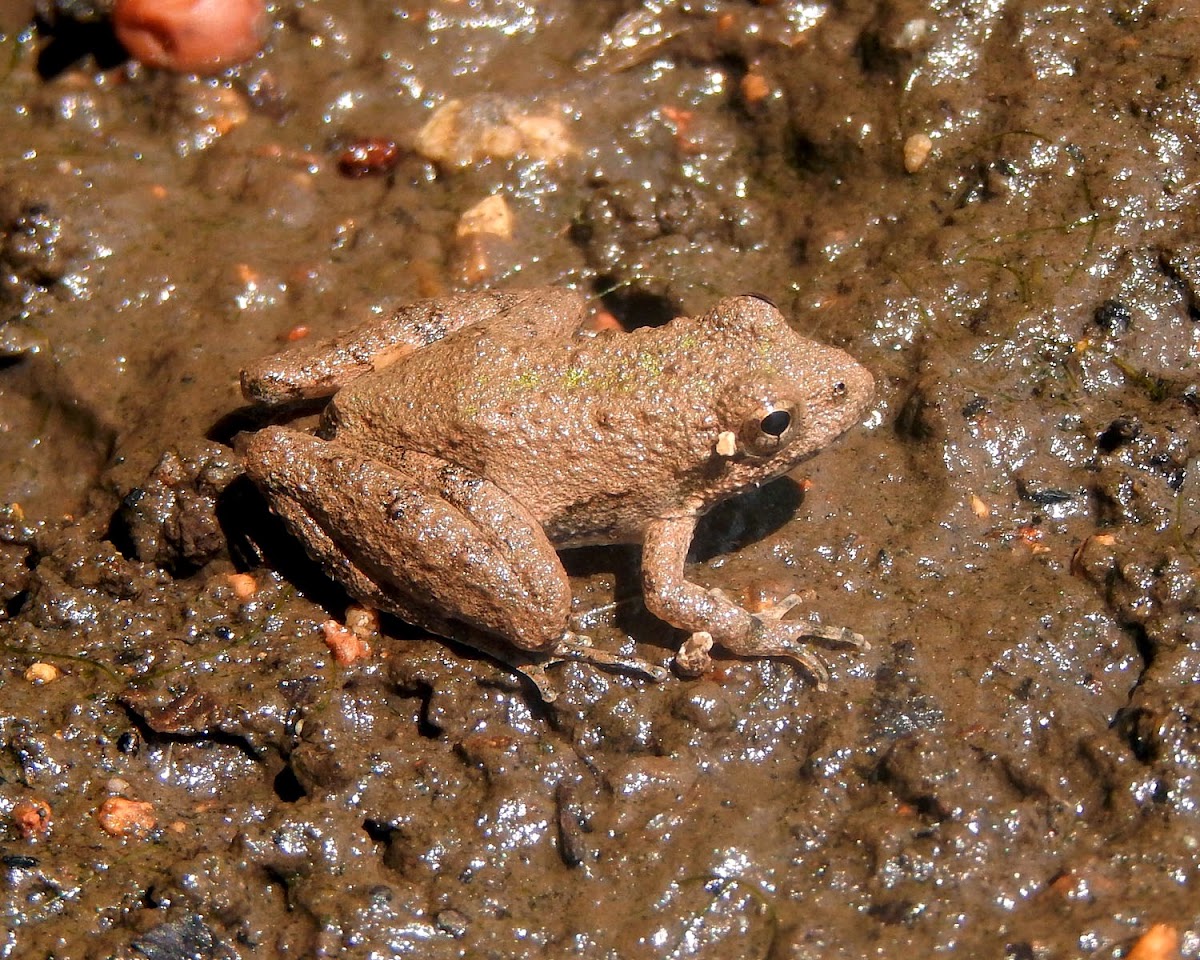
[2,0,1199,956]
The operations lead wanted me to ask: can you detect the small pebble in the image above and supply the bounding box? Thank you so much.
[321,619,372,664]
[456,194,513,241]
[435,909,469,939]
[23,662,61,684]
[96,797,157,838]
[1126,924,1179,960]
[11,798,52,839]
[337,138,401,178]
[903,132,933,173]
[344,604,379,640]
[676,631,714,677]
[226,572,258,601]
[416,98,573,167]
[740,71,772,105]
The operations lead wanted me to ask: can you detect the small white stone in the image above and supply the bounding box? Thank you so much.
[903,133,933,173]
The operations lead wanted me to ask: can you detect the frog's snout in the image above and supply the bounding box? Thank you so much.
[840,355,875,411]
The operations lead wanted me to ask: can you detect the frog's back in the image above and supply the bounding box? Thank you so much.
[327,296,873,547]
[327,316,728,545]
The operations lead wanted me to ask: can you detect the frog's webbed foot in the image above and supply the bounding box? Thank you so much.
[644,516,868,692]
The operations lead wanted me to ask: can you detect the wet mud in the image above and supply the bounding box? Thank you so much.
[2,0,1200,956]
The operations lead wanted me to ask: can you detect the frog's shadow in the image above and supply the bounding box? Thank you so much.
[209,399,326,447]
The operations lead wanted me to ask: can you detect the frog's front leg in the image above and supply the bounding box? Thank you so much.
[641,516,866,690]
[243,428,665,697]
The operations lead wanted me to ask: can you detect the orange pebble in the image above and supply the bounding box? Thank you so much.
[1127,924,1179,960]
[321,620,372,665]
[741,72,772,104]
[96,797,157,838]
[584,310,624,332]
[11,798,52,839]
[226,572,258,601]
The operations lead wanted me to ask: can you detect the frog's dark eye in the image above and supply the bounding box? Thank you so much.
[760,409,791,436]
[832,381,847,398]
[739,402,800,457]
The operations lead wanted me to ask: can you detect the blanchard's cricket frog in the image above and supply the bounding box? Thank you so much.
[240,287,873,699]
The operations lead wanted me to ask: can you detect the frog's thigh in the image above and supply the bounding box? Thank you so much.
[244,428,571,651]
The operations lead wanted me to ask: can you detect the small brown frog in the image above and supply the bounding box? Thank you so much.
[240,287,873,699]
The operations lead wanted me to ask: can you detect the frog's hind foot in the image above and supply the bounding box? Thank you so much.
[548,633,671,683]
[456,631,668,703]
[755,594,868,691]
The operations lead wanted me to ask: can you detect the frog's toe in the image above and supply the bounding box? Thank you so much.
[752,592,868,652]
[550,635,670,682]
[798,622,868,650]
[513,661,560,703]
[754,591,804,621]
[778,644,831,690]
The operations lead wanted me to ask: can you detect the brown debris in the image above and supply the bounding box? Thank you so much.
[11,798,52,839]
[337,137,401,178]
[1070,532,1118,577]
[321,619,372,664]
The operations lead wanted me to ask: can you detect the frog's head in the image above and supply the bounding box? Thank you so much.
[702,294,874,492]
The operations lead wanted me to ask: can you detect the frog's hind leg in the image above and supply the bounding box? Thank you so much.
[241,287,586,404]
[244,426,573,643]
[243,427,663,698]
